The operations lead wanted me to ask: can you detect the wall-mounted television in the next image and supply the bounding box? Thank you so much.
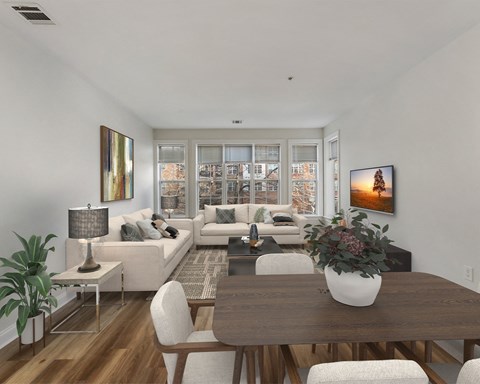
[350,165,394,214]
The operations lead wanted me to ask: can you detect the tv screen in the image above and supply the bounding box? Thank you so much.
[350,165,394,214]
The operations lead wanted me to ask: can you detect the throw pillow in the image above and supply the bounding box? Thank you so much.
[216,208,236,224]
[136,219,162,240]
[152,219,179,239]
[120,223,144,242]
[273,221,296,226]
[272,212,294,223]
[253,207,266,223]
[264,209,274,224]
[152,212,167,222]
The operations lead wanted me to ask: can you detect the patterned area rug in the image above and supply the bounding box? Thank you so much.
[166,244,309,300]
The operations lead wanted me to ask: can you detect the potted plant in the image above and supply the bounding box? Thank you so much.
[305,209,395,306]
[0,232,58,344]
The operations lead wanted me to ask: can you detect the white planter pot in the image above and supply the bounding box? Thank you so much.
[21,312,44,345]
[324,266,382,307]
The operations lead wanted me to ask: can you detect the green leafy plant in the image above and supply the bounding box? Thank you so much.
[305,209,395,278]
[0,233,58,336]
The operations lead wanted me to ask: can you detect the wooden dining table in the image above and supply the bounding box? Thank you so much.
[212,272,480,384]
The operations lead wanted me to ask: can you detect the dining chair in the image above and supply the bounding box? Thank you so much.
[456,358,480,384]
[150,280,256,384]
[305,359,429,384]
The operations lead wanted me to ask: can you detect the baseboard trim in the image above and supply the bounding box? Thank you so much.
[0,289,74,350]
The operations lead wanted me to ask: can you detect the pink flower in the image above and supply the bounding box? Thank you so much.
[337,231,365,256]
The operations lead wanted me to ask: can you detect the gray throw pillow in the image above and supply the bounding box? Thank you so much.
[136,219,162,240]
[120,223,144,242]
[152,212,167,222]
[216,208,235,224]
[254,207,266,223]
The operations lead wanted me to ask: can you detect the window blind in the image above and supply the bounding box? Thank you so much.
[225,145,252,162]
[255,145,280,162]
[292,145,317,162]
[198,145,222,164]
[329,139,338,160]
[158,145,185,163]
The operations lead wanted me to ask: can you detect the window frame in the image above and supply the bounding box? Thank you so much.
[154,141,188,217]
[323,131,340,218]
[288,139,323,216]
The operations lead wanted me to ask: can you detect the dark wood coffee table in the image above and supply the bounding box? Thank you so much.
[227,236,283,275]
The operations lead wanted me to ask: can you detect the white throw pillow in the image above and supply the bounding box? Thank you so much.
[264,209,274,224]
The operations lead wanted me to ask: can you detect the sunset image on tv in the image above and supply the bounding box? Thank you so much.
[350,166,394,214]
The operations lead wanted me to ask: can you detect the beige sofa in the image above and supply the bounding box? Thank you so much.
[193,204,308,247]
[66,208,193,291]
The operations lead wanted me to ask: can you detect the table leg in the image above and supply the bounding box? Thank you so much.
[464,340,476,362]
[232,346,244,384]
[424,340,433,363]
[246,347,256,384]
[96,284,100,332]
[121,268,125,306]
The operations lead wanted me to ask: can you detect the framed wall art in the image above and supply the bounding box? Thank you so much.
[100,125,134,202]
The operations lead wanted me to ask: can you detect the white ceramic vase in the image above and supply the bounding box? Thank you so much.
[324,266,382,307]
[20,312,44,345]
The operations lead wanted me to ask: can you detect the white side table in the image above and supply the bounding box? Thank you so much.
[50,261,125,333]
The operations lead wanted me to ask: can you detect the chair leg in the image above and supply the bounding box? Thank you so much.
[331,343,339,361]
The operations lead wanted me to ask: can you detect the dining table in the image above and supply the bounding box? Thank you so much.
[212,272,480,384]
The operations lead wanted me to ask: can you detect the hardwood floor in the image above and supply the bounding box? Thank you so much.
[0,291,459,384]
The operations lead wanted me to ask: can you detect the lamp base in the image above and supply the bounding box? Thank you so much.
[77,262,101,273]
[78,241,101,273]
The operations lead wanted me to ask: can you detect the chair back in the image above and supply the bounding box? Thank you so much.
[256,253,314,275]
[307,360,428,384]
[457,358,480,384]
[150,281,194,381]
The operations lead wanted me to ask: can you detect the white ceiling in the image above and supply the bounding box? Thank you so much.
[2,0,480,129]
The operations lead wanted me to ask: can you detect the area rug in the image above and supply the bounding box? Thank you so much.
[166,244,309,300]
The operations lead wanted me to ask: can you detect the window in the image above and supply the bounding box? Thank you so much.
[253,145,279,204]
[157,144,186,216]
[291,144,319,215]
[324,133,340,218]
[197,146,223,209]
[196,143,280,210]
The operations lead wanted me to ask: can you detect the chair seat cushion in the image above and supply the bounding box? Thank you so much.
[256,223,299,235]
[181,330,250,384]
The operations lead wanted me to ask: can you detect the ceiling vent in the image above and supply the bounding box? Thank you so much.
[10,3,54,25]
[232,120,243,124]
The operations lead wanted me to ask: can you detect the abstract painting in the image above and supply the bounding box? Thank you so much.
[101,125,134,202]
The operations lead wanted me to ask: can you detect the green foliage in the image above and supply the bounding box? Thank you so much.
[305,209,396,278]
[0,232,58,336]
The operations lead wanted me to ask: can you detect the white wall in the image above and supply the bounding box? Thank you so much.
[325,23,480,360]
[0,23,154,346]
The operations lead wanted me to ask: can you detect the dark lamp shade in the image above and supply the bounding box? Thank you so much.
[68,206,109,239]
[161,196,179,210]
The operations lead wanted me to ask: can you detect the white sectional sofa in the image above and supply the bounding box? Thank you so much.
[193,203,308,247]
[66,208,193,291]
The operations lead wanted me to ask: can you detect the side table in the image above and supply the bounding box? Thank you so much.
[50,261,125,334]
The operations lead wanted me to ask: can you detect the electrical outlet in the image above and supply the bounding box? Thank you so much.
[464,265,473,282]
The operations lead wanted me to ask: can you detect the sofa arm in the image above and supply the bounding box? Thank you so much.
[166,218,193,232]
[193,212,205,243]
[292,213,310,242]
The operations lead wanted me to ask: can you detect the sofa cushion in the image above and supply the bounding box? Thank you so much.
[216,208,236,224]
[256,223,300,235]
[204,204,248,224]
[137,219,162,240]
[201,222,250,236]
[123,210,146,225]
[153,219,179,239]
[105,215,126,242]
[120,223,144,242]
[160,229,192,265]
[139,208,154,220]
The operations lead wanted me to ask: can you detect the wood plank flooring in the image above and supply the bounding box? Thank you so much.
[0,291,459,384]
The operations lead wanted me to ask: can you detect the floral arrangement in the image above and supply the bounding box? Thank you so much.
[304,209,395,278]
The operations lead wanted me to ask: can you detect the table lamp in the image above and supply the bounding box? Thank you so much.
[68,204,108,273]
[161,195,178,219]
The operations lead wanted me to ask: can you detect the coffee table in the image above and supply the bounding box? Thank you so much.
[227,236,283,275]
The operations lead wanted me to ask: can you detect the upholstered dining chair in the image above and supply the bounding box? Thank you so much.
[456,358,480,384]
[150,281,256,384]
[305,360,429,384]
[256,253,337,381]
